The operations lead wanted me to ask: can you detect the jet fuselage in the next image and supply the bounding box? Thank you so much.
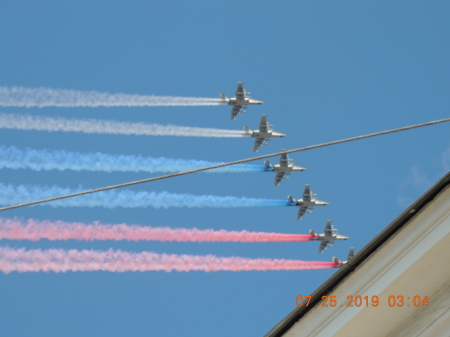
[250,130,286,139]
[317,234,350,242]
[227,98,264,106]
[272,164,306,173]
[294,199,329,207]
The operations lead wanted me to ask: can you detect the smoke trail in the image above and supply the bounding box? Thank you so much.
[0,86,222,107]
[0,183,289,209]
[0,218,316,242]
[0,145,265,173]
[0,113,246,138]
[0,247,340,273]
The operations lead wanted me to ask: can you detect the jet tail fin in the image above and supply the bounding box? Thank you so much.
[220,93,229,102]
[309,230,317,237]
[264,160,271,167]
[243,126,251,133]
[287,195,295,202]
[332,256,341,264]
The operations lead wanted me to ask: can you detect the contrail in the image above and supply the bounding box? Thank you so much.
[0,86,222,107]
[0,247,340,273]
[0,113,246,138]
[0,145,264,173]
[0,183,289,209]
[0,218,316,242]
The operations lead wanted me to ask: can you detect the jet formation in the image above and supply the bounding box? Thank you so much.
[310,221,350,253]
[219,82,351,255]
[220,82,264,120]
[244,115,286,152]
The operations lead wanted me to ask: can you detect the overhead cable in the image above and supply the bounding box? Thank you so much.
[1,117,449,212]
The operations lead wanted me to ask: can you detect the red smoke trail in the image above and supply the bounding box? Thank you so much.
[0,218,317,242]
[0,247,341,273]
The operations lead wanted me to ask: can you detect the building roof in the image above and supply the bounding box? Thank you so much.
[265,171,450,337]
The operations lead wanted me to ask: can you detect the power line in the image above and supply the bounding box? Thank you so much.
[1,117,449,212]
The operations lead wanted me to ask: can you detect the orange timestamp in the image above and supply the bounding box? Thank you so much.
[295,295,429,308]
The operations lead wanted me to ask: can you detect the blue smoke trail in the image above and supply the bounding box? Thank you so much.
[0,145,266,174]
[0,183,289,208]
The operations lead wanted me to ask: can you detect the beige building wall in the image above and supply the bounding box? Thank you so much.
[279,185,450,337]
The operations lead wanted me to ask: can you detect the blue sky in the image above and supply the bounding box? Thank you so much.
[1,2,450,336]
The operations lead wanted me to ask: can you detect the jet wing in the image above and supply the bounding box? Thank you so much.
[258,115,268,133]
[347,248,355,261]
[318,241,329,253]
[252,138,265,152]
[235,82,245,100]
[324,220,334,236]
[230,106,242,120]
[302,185,312,202]
[279,151,289,167]
[273,172,285,186]
[296,206,309,220]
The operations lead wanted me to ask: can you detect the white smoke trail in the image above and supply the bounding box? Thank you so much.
[0,145,264,173]
[0,217,316,242]
[0,183,289,209]
[0,247,340,273]
[0,113,245,138]
[0,86,222,107]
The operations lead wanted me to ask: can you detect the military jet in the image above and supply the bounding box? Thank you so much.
[264,150,306,186]
[310,221,350,253]
[332,248,355,266]
[220,82,264,120]
[244,115,286,152]
[287,184,329,219]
